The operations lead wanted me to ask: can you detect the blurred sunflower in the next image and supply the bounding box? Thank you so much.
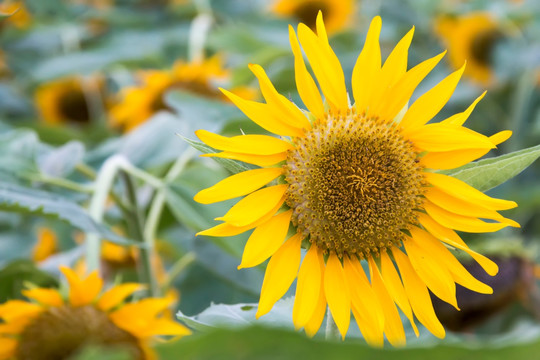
[271,0,353,34]
[110,55,255,132]
[194,13,519,345]
[0,0,31,29]
[435,12,502,85]
[35,76,105,126]
[0,267,190,360]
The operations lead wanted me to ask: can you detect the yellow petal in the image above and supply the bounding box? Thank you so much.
[404,237,458,308]
[420,147,491,170]
[60,266,103,306]
[425,187,514,223]
[238,210,292,269]
[220,88,305,137]
[379,252,419,336]
[249,64,311,130]
[418,213,498,276]
[392,248,445,339]
[297,22,348,111]
[489,130,512,145]
[424,201,511,233]
[0,300,42,322]
[352,16,382,114]
[441,91,486,126]
[217,185,287,227]
[257,233,303,318]
[304,269,327,338]
[368,257,406,347]
[0,338,17,360]
[0,318,31,335]
[351,306,384,347]
[195,129,293,155]
[424,172,517,211]
[409,228,492,294]
[379,51,446,121]
[194,168,283,204]
[110,298,173,335]
[324,253,351,339]
[21,288,63,307]
[289,25,325,120]
[98,283,143,312]
[369,26,415,116]
[400,64,465,130]
[198,197,286,237]
[202,151,287,167]
[139,318,192,338]
[405,124,494,152]
[293,245,324,329]
[343,256,385,346]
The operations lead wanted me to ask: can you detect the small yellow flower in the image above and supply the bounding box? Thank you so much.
[110,55,255,132]
[271,0,353,34]
[194,13,519,345]
[0,1,31,29]
[35,76,105,126]
[0,267,190,360]
[435,12,502,85]
[32,228,58,262]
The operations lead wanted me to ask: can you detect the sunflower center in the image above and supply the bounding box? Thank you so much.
[293,2,330,31]
[16,305,144,360]
[284,110,426,259]
[58,90,91,123]
[470,29,502,66]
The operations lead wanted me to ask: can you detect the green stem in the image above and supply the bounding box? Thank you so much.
[142,149,195,287]
[119,171,159,297]
[86,155,165,274]
[325,308,340,340]
[188,0,213,62]
[76,163,97,180]
[37,176,93,193]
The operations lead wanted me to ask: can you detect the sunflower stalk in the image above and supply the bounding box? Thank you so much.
[86,155,164,274]
[143,149,195,273]
[119,171,159,297]
[188,0,213,62]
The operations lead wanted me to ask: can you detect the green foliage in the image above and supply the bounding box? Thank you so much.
[0,181,133,245]
[156,325,540,360]
[446,144,540,192]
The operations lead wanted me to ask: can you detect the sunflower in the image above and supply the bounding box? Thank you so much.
[110,55,255,132]
[435,12,502,85]
[193,13,519,345]
[0,266,190,360]
[35,76,104,126]
[271,0,353,34]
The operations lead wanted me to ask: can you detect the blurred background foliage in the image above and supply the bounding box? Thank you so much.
[0,0,539,358]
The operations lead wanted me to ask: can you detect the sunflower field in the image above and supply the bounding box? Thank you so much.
[0,0,540,358]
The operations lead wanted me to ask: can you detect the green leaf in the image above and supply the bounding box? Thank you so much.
[0,129,39,180]
[37,140,85,178]
[179,135,250,175]
[155,324,540,360]
[86,114,188,169]
[444,144,540,192]
[0,181,134,246]
[176,298,295,332]
[0,260,58,302]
